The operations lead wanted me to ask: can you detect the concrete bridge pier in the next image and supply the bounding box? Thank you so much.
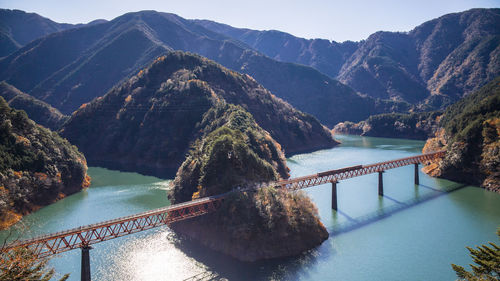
[81,245,92,281]
[331,181,338,210]
[378,171,384,196]
[414,163,419,185]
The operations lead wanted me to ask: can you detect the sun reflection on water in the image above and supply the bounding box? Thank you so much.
[99,229,212,281]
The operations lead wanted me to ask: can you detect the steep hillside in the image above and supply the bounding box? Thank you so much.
[0,82,68,130]
[200,9,500,109]
[169,102,327,261]
[60,52,337,177]
[0,97,89,229]
[422,77,500,192]
[337,9,500,107]
[338,31,429,103]
[194,19,359,78]
[0,10,402,126]
[333,111,441,140]
[0,9,78,57]
[170,104,289,203]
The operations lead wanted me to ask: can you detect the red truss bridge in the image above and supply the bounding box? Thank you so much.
[276,150,446,190]
[2,150,445,280]
[3,195,224,258]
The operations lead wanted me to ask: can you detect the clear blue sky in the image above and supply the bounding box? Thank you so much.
[0,0,498,42]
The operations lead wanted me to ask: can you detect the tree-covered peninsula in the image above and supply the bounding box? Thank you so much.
[333,111,441,140]
[169,103,328,261]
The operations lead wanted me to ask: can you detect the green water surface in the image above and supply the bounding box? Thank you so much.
[2,135,499,281]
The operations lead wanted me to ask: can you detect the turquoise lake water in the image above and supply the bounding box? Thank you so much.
[2,135,499,280]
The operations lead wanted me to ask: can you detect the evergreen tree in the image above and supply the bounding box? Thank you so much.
[0,245,69,281]
[451,229,500,281]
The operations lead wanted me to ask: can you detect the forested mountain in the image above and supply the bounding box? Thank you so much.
[0,9,81,57]
[166,79,329,260]
[60,52,337,177]
[194,19,359,78]
[0,82,68,130]
[333,111,441,140]
[423,77,500,192]
[169,103,328,261]
[0,97,89,229]
[0,10,404,127]
[199,9,500,108]
[340,8,500,107]
[1,8,497,128]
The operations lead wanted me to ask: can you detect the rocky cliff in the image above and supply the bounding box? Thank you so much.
[0,97,89,229]
[169,103,328,261]
[422,77,500,192]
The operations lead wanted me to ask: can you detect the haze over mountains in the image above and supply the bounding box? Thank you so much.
[198,8,500,108]
[0,9,95,57]
[0,9,396,127]
[0,8,498,127]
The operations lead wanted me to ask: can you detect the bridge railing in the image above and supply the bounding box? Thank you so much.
[275,150,445,190]
[2,150,445,258]
[4,195,224,258]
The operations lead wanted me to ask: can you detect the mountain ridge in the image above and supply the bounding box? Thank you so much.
[0,9,406,127]
[60,51,338,177]
[198,8,500,108]
[0,9,86,57]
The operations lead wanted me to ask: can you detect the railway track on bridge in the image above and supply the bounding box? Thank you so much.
[2,150,445,259]
[276,150,445,190]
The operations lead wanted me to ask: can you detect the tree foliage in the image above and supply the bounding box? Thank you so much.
[0,97,88,229]
[440,76,500,144]
[0,247,69,281]
[429,77,500,191]
[451,229,500,281]
[170,103,288,203]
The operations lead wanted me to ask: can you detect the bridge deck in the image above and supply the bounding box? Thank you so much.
[2,150,445,257]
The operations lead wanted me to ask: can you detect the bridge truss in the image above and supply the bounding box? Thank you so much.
[3,150,445,258]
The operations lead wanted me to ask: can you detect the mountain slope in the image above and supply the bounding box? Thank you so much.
[60,52,337,177]
[333,111,441,140]
[169,100,328,261]
[337,31,429,103]
[170,103,289,203]
[0,82,68,130]
[0,10,402,126]
[199,9,500,108]
[0,9,79,57]
[194,19,359,78]
[422,77,500,192]
[0,97,89,229]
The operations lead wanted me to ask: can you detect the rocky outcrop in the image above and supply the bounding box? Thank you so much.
[333,111,441,140]
[422,77,500,192]
[61,52,337,178]
[0,97,89,229]
[169,102,328,261]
